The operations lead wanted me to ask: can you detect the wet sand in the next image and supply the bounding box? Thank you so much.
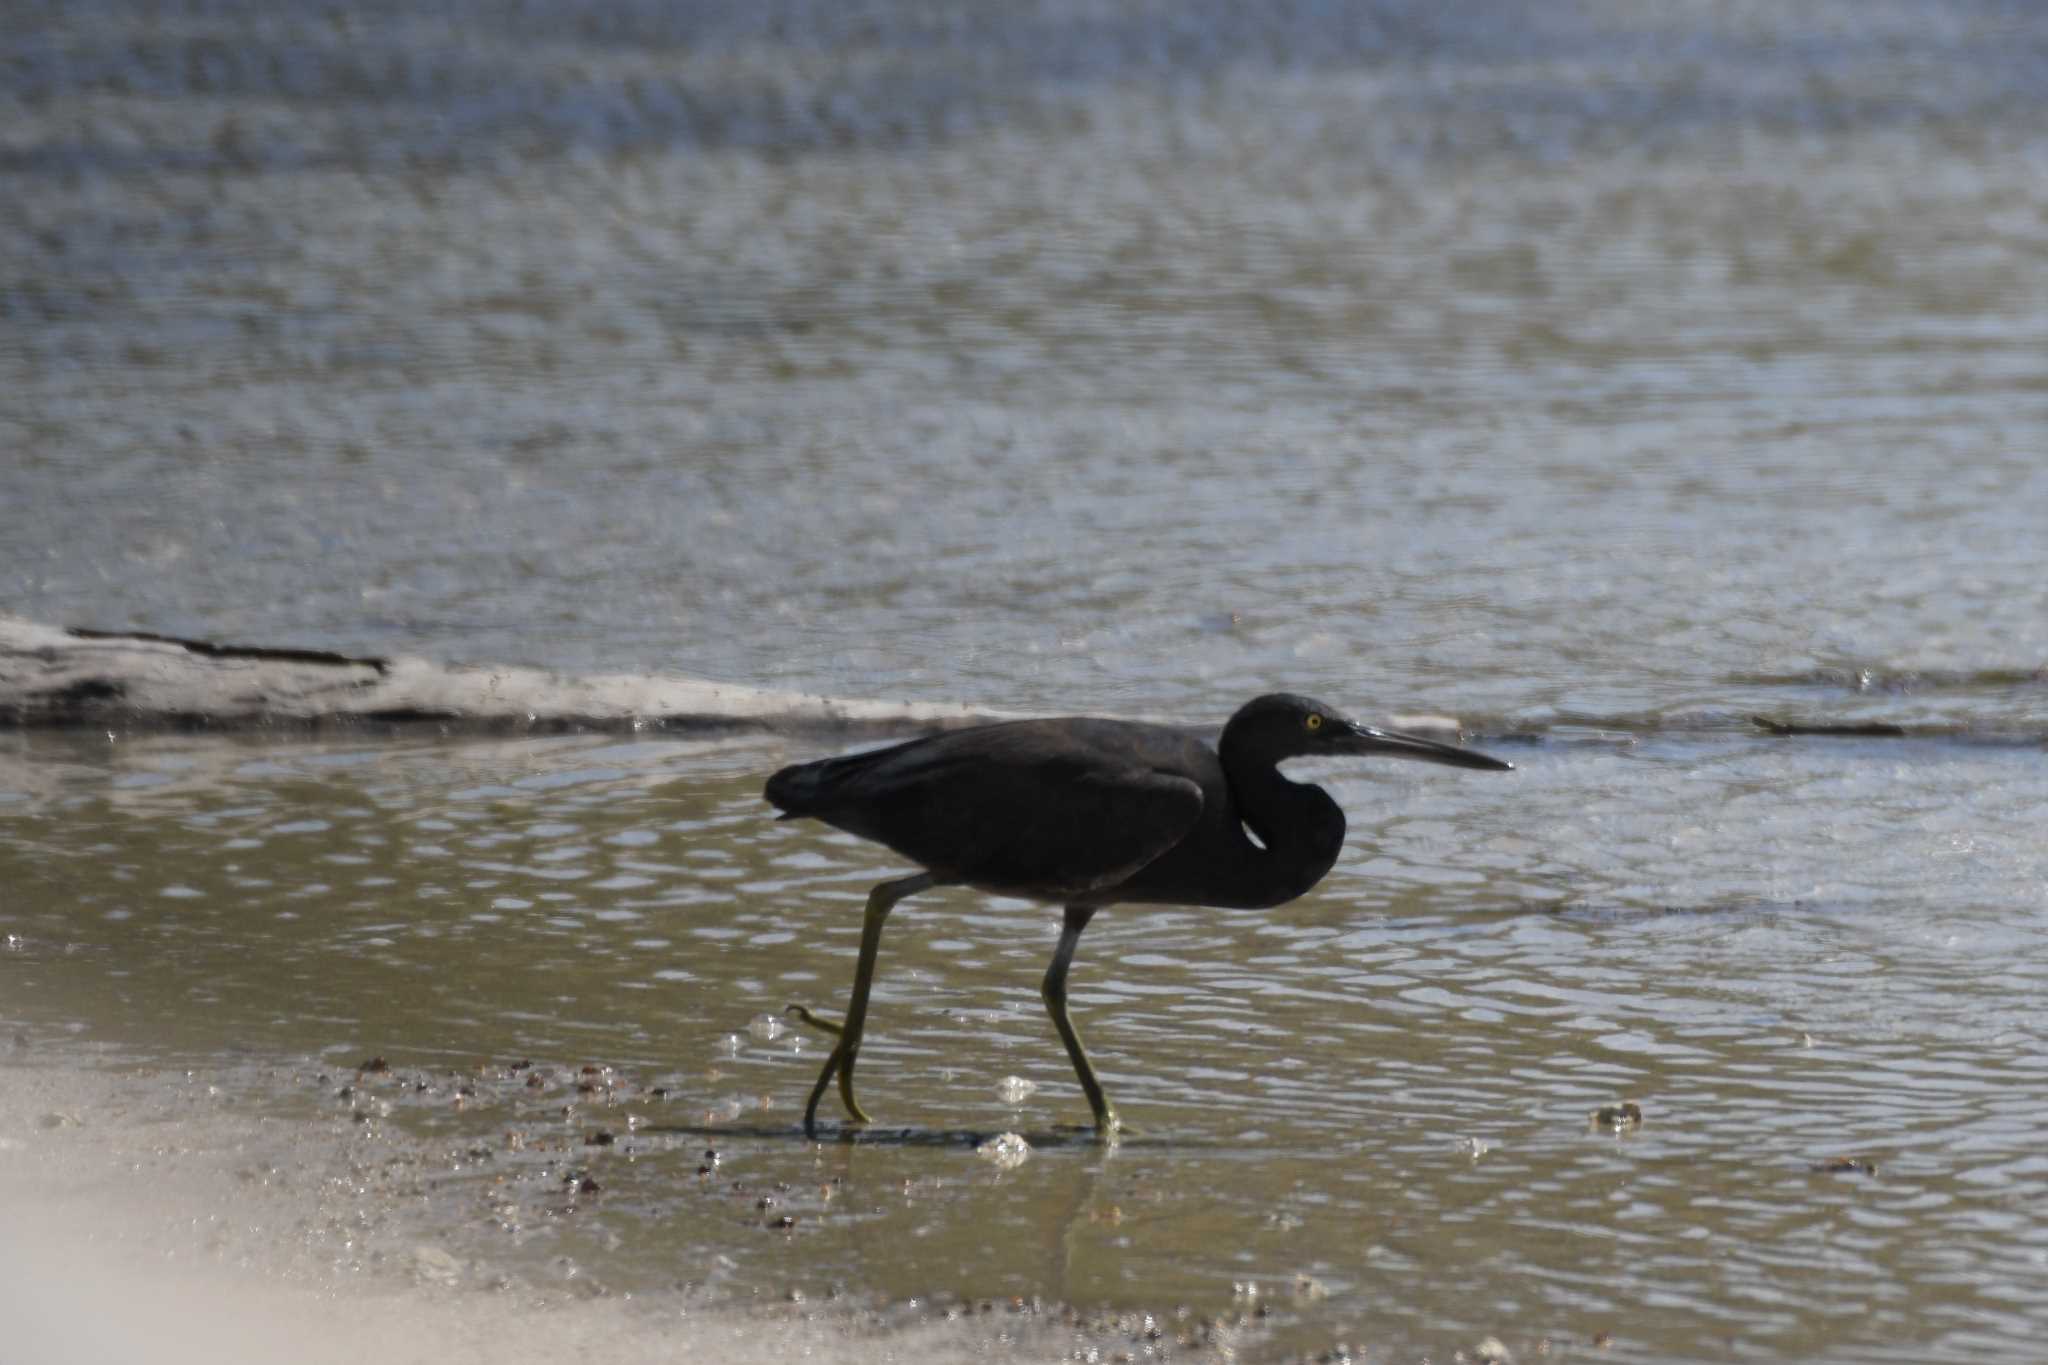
[0,1052,1249,1365]
[0,615,1018,736]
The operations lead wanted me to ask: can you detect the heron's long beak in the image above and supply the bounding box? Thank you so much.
[1337,720,1513,771]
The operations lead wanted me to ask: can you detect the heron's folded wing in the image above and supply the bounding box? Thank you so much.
[855,749,1206,899]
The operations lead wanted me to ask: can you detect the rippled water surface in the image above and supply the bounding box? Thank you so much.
[8,1,2048,721]
[6,726,2048,1360]
[6,0,2048,1359]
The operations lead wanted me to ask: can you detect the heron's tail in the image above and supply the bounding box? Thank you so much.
[763,756,839,817]
[765,737,925,823]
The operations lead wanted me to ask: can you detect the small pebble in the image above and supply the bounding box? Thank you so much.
[1591,1101,1643,1129]
[1291,1273,1329,1301]
[412,1246,463,1286]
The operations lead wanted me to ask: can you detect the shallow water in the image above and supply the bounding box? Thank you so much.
[6,725,2048,1360]
[7,0,2048,1359]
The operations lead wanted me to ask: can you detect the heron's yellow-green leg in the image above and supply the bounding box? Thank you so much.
[1044,904,1121,1136]
[798,872,935,1135]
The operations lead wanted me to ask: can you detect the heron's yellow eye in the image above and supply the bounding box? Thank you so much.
[1305,713,1324,732]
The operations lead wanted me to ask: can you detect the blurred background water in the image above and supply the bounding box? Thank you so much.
[7,0,2047,724]
[4,2,2048,1361]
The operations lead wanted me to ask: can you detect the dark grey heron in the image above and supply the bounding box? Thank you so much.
[763,692,1510,1136]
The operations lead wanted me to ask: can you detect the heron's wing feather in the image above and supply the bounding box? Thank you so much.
[826,725,1209,898]
[934,764,1204,897]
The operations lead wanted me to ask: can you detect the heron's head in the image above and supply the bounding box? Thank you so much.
[1223,693,1512,770]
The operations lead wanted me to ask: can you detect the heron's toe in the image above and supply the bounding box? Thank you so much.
[836,1059,873,1123]
[784,1003,845,1037]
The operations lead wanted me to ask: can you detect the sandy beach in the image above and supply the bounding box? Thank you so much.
[0,1053,1183,1365]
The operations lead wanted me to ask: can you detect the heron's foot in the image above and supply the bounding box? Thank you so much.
[784,1003,845,1038]
[801,1039,874,1136]
[835,1047,869,1122]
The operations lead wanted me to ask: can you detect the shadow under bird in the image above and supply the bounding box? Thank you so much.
[763,692,1511,1136]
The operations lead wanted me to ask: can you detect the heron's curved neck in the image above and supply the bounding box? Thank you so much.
[1219,750,1347,909]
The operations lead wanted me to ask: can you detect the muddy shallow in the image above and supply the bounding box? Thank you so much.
[0,1062,1209,1365]
[6,726,2046,1361]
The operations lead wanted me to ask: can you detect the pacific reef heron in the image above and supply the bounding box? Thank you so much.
[764,692,1511,1135]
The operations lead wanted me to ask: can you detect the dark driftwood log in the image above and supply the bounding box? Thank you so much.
[0,615,1013,737]
[1749,715,1907,738]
